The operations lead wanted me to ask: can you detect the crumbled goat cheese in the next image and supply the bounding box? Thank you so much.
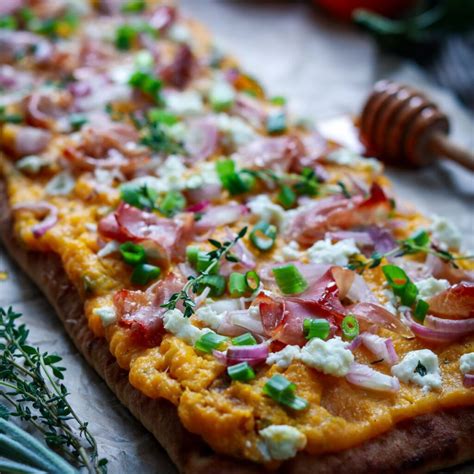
[165,90,204,115]
[391,349,442,392]
[167,24,192,43]
[195,304,224,331]
[259,425,307,461]
[93,306,117,327]
[209,80,236,109]
[16,155,48,174]
[163,309,211,345]
[429,215,461,250]
[247,194,287,228]
[307,238,359,266]
[415,277,450,299]
[45,171,75,196]
[299,337,354,377]
[460,353,474,374]
[275,241,303,262]
[326,148,383,173]
[215,113,256,146]
[186,161,221,189]
[156,155,187,192]
[266,346,301,369]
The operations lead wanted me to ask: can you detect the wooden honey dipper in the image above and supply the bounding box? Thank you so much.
[359,80,474,171]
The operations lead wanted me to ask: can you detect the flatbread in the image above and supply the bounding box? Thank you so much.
[1,180,473,474]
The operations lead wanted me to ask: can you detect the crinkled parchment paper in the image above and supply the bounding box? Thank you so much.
[1,1,473,472]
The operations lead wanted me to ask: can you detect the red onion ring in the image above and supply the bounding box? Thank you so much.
[13,202,58,238]
[346,362,400,392]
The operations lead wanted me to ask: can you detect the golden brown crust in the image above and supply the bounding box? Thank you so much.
[1,179,473,473]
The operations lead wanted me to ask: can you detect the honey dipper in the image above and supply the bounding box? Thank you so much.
[359,80,474,171]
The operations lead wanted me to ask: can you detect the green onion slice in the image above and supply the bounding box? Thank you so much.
[216,159,254,195]
[245,271,260,291]
[413,299,429,322]
[231,332,257,346]
[195,332,228,354]
[186,246,200,266]
[262,374,308,410]
[131,263,161,285]
[382,265,409,294]
[341,314,360,340]
[120,182,158,210]
[303,318,330,340]
[249,221,277,252]
[278,184,297,209]
[227,362,256,382]
[196,252,220,274]
[120,241,146,266]
[272,264,308,295]
[228,272,248,297]
[159,190,186,217]
[196,275,226,297]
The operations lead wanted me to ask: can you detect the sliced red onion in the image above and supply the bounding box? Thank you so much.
[464,374,474,388]
[359,333,399,365]
[424,315,474,335]
[185,200,210,213]
[347,336,362,351]
[226,343,269,367]
[12,126,51,157]
[325,230,373,246]
[194,203,245,232]
[367,226,397,253]
[184,119,219,163]
[194,285,210,308]
[13,202,58,238]
[405,313,461,343]
[229,309,265,335]
[212,349,227,365]
[346,362,400,393]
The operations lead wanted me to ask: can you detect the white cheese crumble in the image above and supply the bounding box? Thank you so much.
[186,161,221,189]
[156,155,187,192]
[391,349,442,392]
[429,215,462,250]
[325,148,383,174]
[195,304,224,331]
[275,241,303,263]
[266,346,301,369]
[165,90,204,115]
[163,309,210,345]
[215,113,257,146]
[16,155,48,174]
[259,425,307,461]
[209,80,236,110]
[45,171,75,196]
[415,277,450,299]
[167,24,192,43]
[460,353,474,374]
[307,238,359,266]
[299,337,354,377]
[247,194,287,228]
[97,240,120,258]
[93,306,116,327]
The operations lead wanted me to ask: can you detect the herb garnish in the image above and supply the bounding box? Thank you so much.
[161,227,247,317]
[0,307,107,473]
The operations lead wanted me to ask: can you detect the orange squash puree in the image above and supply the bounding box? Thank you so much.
[2,158,474,463]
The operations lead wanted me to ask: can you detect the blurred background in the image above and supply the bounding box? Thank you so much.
[182,0,473,244]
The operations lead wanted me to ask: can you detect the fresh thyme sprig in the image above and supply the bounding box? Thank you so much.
[0,307,107,473]
[349,230,474,273]
[161,227,248,317]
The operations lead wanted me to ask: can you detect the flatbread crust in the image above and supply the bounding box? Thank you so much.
[1,180,473,473]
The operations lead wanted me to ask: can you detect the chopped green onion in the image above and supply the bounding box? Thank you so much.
[341,314,359,340]
[69,114,88,131]
[272,264,308,295]
[411,229,430,247]
[228,272,248,297]
[227,362,255,382]
[0,16,18,30]
[120,242,146,266]
[115,24,137,50]
[245,271,260,291]
[294,168,319,197]
[303,318,330,340]
[131,263,161,285]
[196,275,226,297]
[249,221,277,252]
[120,182,158,210]
[195,332,228,353]
[186,246,200,266]
[414,299,429,322]
[128,70,162,102]
[262,374,308,411]
[0,107,23,124]
[266,112,287,134]
[382,265,409,294]
[231,332,257,346]
[148,108,179,126]
[270,96,286,106]
[121,0,146,13]
[159,190,186,217]
[401,281,418,306]
[277,184,297,209]
[215,159,254,195]
[196,252,219,274]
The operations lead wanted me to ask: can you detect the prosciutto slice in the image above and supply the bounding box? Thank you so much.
[98,203,194,265]
[426,282,474,320]
[288,183,391,245]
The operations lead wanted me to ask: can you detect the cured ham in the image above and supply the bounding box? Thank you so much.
[288,183,391,245]
[99,203,194,265]
[426,282,474,320]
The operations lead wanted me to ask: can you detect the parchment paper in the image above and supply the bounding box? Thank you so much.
[1,1,473,473]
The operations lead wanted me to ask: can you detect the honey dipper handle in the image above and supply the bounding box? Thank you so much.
[429,133,474,172]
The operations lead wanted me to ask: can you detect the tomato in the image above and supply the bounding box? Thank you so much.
[314,0,415,21]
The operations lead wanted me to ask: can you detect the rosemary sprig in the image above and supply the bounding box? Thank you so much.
[349,230,474,273]
[161,227,247,317]
[0,307,107,473]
